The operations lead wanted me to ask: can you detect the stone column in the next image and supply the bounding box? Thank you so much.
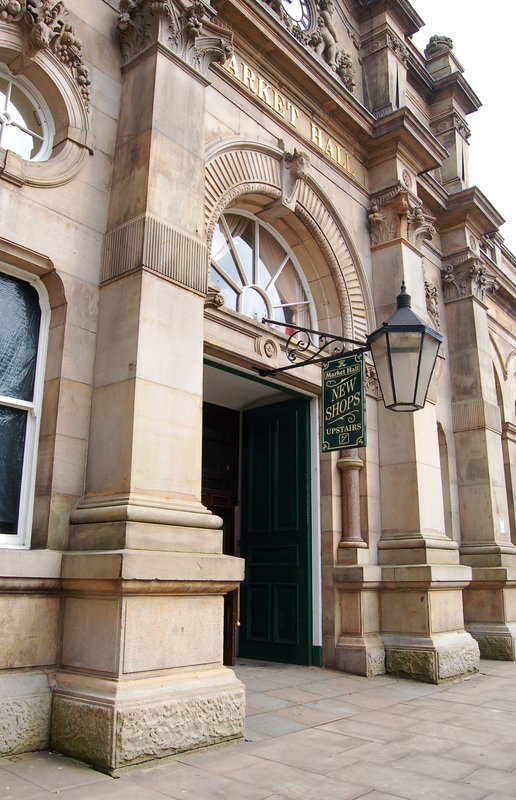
[367,187,478,683]
[443,249,516,659]
[333,448,385,677]
[51,1,244,772]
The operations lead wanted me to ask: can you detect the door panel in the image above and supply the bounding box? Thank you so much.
[239,398,311,664]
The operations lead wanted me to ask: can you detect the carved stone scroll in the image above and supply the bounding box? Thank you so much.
[442,248,500,302]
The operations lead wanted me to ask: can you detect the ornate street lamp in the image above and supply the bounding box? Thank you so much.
[367,282,442,412]
[260,282,442,414]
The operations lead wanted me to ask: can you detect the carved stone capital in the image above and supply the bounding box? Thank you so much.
[362,28,408,64]
[117,0,234,76]
[442,248,500,302]
[2,0,91,108]
[432,112,471,141]
[368,186,435,248]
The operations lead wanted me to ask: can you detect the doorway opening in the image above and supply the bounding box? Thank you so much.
[202,361,319,667]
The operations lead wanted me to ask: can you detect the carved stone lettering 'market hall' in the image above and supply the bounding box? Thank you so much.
[0,0,515,774]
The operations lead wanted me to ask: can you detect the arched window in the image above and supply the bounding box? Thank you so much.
[0,268,49,547]
[0,66,54,162]
[210,211,316,328]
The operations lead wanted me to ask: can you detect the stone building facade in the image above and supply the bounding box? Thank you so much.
[0,0,515,774]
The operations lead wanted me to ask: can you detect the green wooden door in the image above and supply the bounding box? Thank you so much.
[239,398,312,664]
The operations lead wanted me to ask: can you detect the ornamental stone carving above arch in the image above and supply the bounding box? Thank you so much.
[0,2,92,187]
[205,140,370,343]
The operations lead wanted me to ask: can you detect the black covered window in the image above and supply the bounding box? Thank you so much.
[0,272,42,541]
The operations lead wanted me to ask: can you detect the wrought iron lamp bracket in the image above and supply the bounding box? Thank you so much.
[258,318,369,376]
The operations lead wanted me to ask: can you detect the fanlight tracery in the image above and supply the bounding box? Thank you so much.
[210,210,316,329]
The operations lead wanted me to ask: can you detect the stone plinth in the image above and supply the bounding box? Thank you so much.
[331,565,385,677]
[51,550,245,772]
[464,567,516,660]
[381,564,479,683]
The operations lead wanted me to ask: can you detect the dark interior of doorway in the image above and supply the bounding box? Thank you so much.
[202,398,312,667]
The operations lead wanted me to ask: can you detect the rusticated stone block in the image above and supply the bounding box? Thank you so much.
[366,648,386,677]
[51,685,245,771]
[51,697,114,770]
[116,687,245,767]
[386,648,437,683]
[474,634,516,661]
[0,695,51,754]
[437,642,479,680]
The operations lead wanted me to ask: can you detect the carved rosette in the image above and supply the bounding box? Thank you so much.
[441,248,500,302]
[368,185,435,249]
[1,0,91,108]
[117,0,233,75]
[264,0,355,92]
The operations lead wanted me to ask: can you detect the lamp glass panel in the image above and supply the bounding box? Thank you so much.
[414,333,440,407]
[369,332,394,407]
[388,330,422,405]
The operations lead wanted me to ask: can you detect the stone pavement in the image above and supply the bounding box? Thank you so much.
[2,659,516,800]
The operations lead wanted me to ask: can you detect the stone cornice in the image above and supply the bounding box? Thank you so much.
[430,71,482,116]
[212,0,376,144]
[351,0,423,37]
[368,107,447,172]
[438,187,505,237]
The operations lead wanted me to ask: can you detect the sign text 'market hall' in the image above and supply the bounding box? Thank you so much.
[222,54,358,180]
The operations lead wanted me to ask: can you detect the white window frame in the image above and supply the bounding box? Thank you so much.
[0,64,55,162]
[0,264,49,548]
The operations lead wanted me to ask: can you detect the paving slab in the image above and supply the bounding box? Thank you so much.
[1,658,516,800]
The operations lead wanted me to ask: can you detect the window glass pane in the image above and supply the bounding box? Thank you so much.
[212,223,242,288]
[226,214,253,284]
[210,267,238,311]
[0,76,8,110]
[1,123,38,160]
[8,84,43,136]
[0,405,27,535]
[242,287,269,321]
[0,273,41,400]
[259,228,286,286]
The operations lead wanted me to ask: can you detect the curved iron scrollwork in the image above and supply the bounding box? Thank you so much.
[260,319,368,375]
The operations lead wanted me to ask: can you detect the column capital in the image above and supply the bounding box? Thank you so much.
[117,0,233,76]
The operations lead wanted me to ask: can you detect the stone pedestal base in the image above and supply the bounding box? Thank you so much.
[464,567,516,660]
[330,565,385,677]
[51,667,245,773]
[52,548,245,771]
[381,564,479,683]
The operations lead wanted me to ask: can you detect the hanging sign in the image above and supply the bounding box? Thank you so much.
[322,352,366,451]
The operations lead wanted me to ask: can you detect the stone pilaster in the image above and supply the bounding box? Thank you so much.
[367,186,478,682]
[443,248,516,660]
[54,0,245,771]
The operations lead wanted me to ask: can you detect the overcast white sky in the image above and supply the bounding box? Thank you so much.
[410,1,516,255]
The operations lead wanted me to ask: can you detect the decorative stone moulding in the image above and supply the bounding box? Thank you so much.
[368,185,435,249]
[424,280,441,331]
[117,0,233,76]
[263,0,356,91]
[442,247,500,302]
[0,3,92,187]
[205,139,372,344]
[1,0,90,106]
[362,28,409,64]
